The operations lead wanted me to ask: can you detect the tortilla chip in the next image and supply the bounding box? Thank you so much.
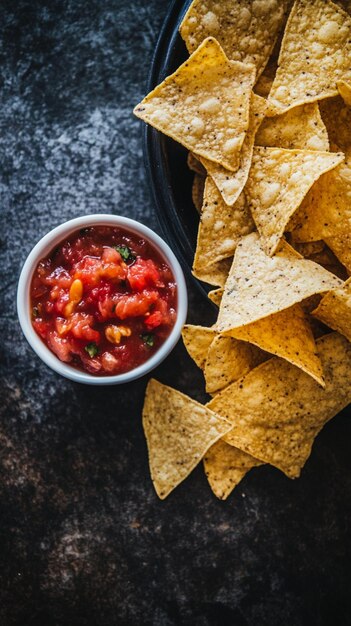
[338,80,351,106]
[255,103,329,151]
[313,277,351,341]
[134,38,256,172]
[182,325,216,370]
[192,173,206,213]
[245,147,344,255]
[229,304,324,386]
[204,440,262,500]
[268,0,351,113]
[143,379,232,499]
[192,178,254,271]
[254,58,277,98]
[216,232,342,333]
[193,256,232,287]
[208,288,223,307]
[324,234,351,274]
[204,335,267,395]
[320,95,351,153]
[207,333,351,478]
[187,151,206,175]
[179,0,292,78]
[199,94,267,206]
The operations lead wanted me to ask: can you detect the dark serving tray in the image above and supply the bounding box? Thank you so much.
[142,0,210,296]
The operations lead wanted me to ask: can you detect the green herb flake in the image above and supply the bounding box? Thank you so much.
[141,333,154,348]
[32,307,39,318]
[114,245,135,263]
[85,342,99,358]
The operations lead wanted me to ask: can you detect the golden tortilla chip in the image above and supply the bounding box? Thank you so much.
[204,335,267,395]
[255,103,329,151]
[320,95,351,153]
[216,232,341,333]
[193,256,232,287]
[208,288,223,307]
[192,173,206,213]
[268,0,351,113]
[229,304,324,386]
[143,379,232,499]
[313,277,351,341]
[207,333,351,478]
[324,234,351,274]
[245,147,343,255]
[199,94,267,206]
[179,0,292,78]
[204,440,262,500]
[192,178,254,271]
[337,79,351,106]
[187,151,206,175]
[182,325,216,370]
[134,38,256,171]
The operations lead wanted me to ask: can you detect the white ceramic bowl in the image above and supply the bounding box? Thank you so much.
[17,214,188,384]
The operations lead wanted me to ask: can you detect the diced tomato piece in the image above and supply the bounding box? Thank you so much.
[114,291,159,320]
[47,330,73,362]
[69,313,100,343]
[101,351,119,372]
[33,319,49,339]
[127,258,163,291]
[144,310,163,329]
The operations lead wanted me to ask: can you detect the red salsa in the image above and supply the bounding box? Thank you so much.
[30,226,177,375]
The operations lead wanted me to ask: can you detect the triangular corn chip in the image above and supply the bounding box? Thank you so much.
[208,288,223,307]
[192,178,254,271]
[179,0,292,78]
[245,147,344,255]
[216,232,341,333]
[204,440,262,500]
[229,304,325,386]
[199,94,267,206]
[207,333,351,478]
[268,0,351,113]
[255,103,329,151]
[204,335,267,395]
[182,325,216,370]
[324,235,351,274]
[320,95,351,153]
[142,379,232,499]
[134,38,256,171]
[193,256,232,287]
[313,277,351,341]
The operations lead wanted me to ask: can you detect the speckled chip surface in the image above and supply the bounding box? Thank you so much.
[142,379,232,499]
[313,278,351,341]
[180,0,292,78]
[268,0,351,112]
[192,255,232,287]
[199,94,267,206]
[207,333,351,478]
[204,440,262,500]
[245,146,343,255]
[134,37,255,171]
[216,232,342,332]
[181,325,216,370]
[255,103,329,151]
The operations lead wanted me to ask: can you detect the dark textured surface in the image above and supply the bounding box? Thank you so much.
[1,1,351,625]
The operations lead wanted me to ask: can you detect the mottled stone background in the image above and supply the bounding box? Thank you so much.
[1,1,351,624]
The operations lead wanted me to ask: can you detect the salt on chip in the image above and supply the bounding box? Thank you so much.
[192,173,205,213]
[182,325,216,370]
[193,256,232,287]
[143,379,232,499]
[134,37,256,172]
[337,80,351,106]
[229,304,325,386]
[192,178,254,272]
[245,147,344,255]
[204,440,262,500]
[199,94,267,206]
[216,232,342,333]
[207,333,351,478]
[255,103,329,151]
[179,0,292,78]
[268,0,351,113]
[313,278,351,341]
[204,335,267,395]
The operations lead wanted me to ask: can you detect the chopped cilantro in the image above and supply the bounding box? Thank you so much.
[114,245,135,263]
[85,342,98,358]
[141,333,154,348]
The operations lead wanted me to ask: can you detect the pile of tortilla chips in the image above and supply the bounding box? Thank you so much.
[135,0,351,500]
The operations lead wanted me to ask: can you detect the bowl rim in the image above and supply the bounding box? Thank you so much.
[17,214,188,385]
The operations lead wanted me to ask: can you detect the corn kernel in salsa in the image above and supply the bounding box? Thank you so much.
[30,226,177,375]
